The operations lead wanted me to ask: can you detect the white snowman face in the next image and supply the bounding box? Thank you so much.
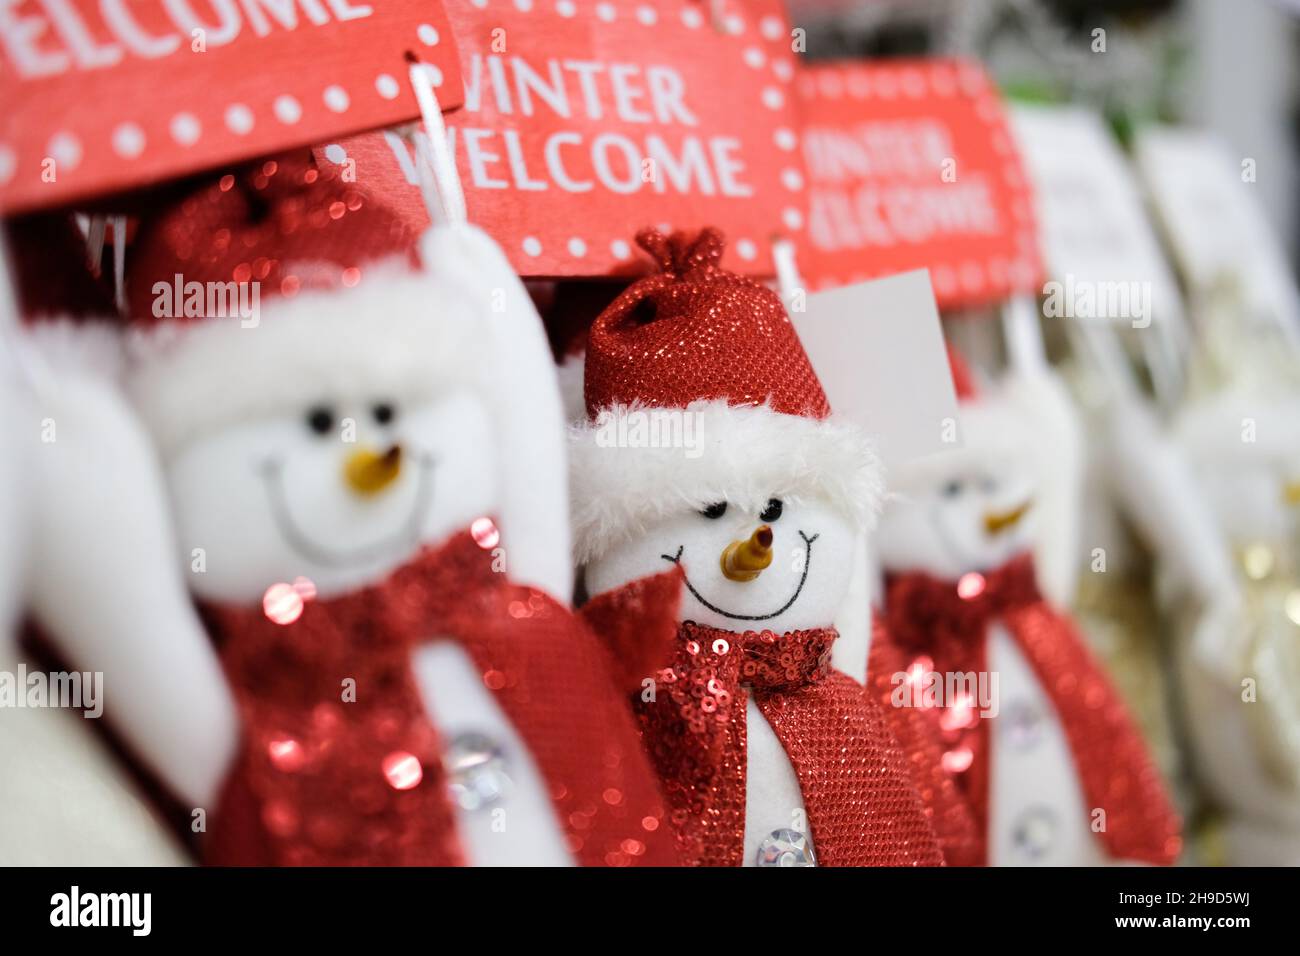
[877,450,1037,581]
[1188,402,1300,545]
[584,496,856,633]
[165,389,499,602]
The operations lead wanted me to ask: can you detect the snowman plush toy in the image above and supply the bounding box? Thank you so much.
[1171,382,1300,865]
[571,228,944,867]
[871,346,1181,866]
[1,216,201,865]
[118,155,679,866]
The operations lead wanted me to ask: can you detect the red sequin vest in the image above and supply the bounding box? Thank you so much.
[633,619,944,866]
[876,553,1181,865]
[201,529,680,866]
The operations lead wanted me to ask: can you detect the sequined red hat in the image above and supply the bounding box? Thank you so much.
[569,228,883,565]
[582,228,831,419]
[123,153,492,454]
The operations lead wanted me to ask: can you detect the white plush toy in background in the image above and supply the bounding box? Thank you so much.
[1171,384,1300,865]
[0,219,195,865]
[871,346,1181,867]
[114,155,678,867]
[573,228,946,868]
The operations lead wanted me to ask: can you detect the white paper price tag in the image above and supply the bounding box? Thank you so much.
[793,268,958,467]
[1134,126,1299,331]
[1011,105,1183,330]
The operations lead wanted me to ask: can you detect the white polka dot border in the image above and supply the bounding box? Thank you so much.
[801,62,1043,297]
[112,123,145,159]
[323,86,350,113]
[170,113,201,147]
[273,95,302,125]
[225,104,254,136]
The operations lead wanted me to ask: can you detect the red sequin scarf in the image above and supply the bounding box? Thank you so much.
[636,621,943,866]
[878,553,1181,865]
[201,529,681,867]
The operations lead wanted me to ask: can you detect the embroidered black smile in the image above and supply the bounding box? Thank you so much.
[259,452,436,568]
[660,530,819,621]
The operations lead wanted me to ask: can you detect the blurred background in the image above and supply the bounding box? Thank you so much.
[782,0,1300,866]
[791,0,1299,266]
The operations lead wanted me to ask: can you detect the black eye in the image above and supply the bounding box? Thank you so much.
[759,498,783,522]
[372,402,396,426]
[306,406,334,436]
[942,480,963,498]
[700,501,728,519]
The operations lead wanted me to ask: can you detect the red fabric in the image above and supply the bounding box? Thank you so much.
[867,618,982,866]
[5,213,114,322]
[201,529,678,867]
[126,152,418,326]
[878,554,1181,865]
[947,343,977,401]
[636,618,943,866]
[578,565,684,695]
[583,228,830,421]
[539,280,628,362]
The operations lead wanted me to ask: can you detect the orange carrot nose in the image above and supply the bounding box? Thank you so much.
[344,445,403,496]
[983,499,1032,535]
[1284,480,1300,506]
[720,525,774,582]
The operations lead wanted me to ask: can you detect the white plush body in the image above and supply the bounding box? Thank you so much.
[1171,389,1300,864]
[985,624,1105,866]
[125,224,576,865]
[878,388,1111,865]
[585,494,859,865]
[0,333,195,864]
[161,386,569,862]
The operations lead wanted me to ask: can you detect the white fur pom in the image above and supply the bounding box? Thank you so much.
[16,318,123,389]
[569,400,884,565]
[127,264,488,456]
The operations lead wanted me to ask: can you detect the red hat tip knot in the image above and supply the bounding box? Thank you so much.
[635,226,726,277]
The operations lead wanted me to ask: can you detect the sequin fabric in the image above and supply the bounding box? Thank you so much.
[868,618,983,866]
[583,228,831,420]
[578,565,685,694]
[201,529,678,867]
[638,620,944,866]
[879,553,1182,865]
[126,152,417,322]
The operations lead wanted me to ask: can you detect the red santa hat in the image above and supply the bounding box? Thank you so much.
[568,227,883,565]
[122,153,492,456]
[120,151,574,599]
[3,213,124,383]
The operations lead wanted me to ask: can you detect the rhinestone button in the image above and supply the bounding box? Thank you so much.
[1012,806,1058,861]
[444,732,512,811]
[1002,699,1045,751]
[755,828,816,867]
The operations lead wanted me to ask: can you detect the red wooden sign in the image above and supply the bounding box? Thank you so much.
[319,0,805,277]
[794,60,1042,308]
[0,0,462,213]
